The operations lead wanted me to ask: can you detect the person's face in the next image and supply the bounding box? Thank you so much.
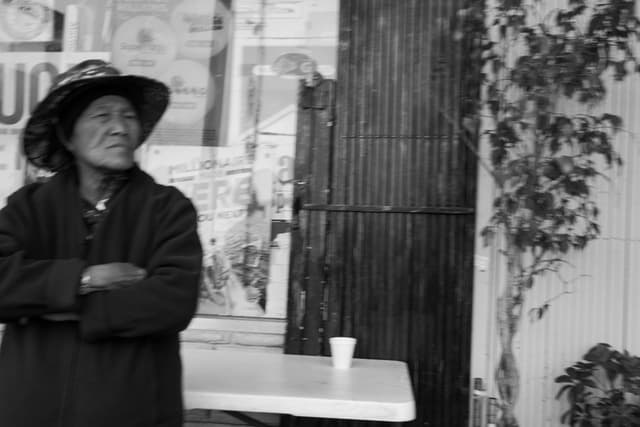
[66,94,141,172]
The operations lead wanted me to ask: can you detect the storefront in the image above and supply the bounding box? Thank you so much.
[1,2,482,426]
[0,0,338,331]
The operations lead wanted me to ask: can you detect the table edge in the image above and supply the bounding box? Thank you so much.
[183,390,417,422]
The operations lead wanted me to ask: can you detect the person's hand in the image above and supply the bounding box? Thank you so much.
[80,263,147,294]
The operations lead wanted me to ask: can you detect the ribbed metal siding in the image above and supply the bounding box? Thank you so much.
[334,0,472,208]
[512,75,640,426]
[287,1,478,426]
[333,2,475,426]
[471,1,640,425]
[332,1,476,425]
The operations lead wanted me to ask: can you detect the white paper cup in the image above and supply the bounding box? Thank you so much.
[329,337,357,369]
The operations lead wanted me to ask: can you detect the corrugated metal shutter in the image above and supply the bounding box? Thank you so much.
[285,1,477,426]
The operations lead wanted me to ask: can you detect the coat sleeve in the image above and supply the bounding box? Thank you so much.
[79,187,203,341]
[0,186,84,321]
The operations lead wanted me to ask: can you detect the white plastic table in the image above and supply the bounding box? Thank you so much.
[181,348,416,424]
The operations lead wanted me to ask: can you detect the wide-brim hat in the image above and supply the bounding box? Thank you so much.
[22,59,170,172]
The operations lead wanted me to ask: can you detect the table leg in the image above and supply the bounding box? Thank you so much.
[222,410,276,427]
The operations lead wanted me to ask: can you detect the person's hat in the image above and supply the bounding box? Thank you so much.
[22,59,170,171]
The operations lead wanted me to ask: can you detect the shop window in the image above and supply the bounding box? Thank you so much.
[0,0,338,318]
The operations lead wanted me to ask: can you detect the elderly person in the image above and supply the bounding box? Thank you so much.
[0,59,202,427]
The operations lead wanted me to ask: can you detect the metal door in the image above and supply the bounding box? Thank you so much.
[285,1,478,426]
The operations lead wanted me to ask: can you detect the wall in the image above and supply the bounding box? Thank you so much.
[470,1,640,426]
[182,317,285,350]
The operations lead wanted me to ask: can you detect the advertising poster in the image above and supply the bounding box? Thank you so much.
[111,0,232,146]
[255,138,294,319]
[234,0,338,39]
[225,0,338,145]
[60,0,115,52]
[236,44,335,139]
[0,136,23,207]
[143,143,288,317]
[0,0,55,43]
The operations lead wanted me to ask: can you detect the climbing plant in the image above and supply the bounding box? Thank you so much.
[456,0,638,425]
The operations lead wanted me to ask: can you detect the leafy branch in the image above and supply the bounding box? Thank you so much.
[461,0,636,319]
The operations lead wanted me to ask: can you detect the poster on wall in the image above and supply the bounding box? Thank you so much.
[0,136,23,207]
[234,44,335,139]
[224,0,338,146]
[0,0,55,43]
[60,0,115,52]
[111,0,232,146]
[142,143,291,317]
[253,136,294,319]
[234,0,338,39]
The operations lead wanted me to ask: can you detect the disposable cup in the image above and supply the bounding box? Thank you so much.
[329,337,357,369]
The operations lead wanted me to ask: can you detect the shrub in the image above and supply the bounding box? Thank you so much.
[556,343,640,426]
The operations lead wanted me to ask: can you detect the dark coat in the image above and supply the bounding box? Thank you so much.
[0,166,202,427]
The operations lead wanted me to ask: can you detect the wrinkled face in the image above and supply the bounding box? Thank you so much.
[66,95,141,172]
